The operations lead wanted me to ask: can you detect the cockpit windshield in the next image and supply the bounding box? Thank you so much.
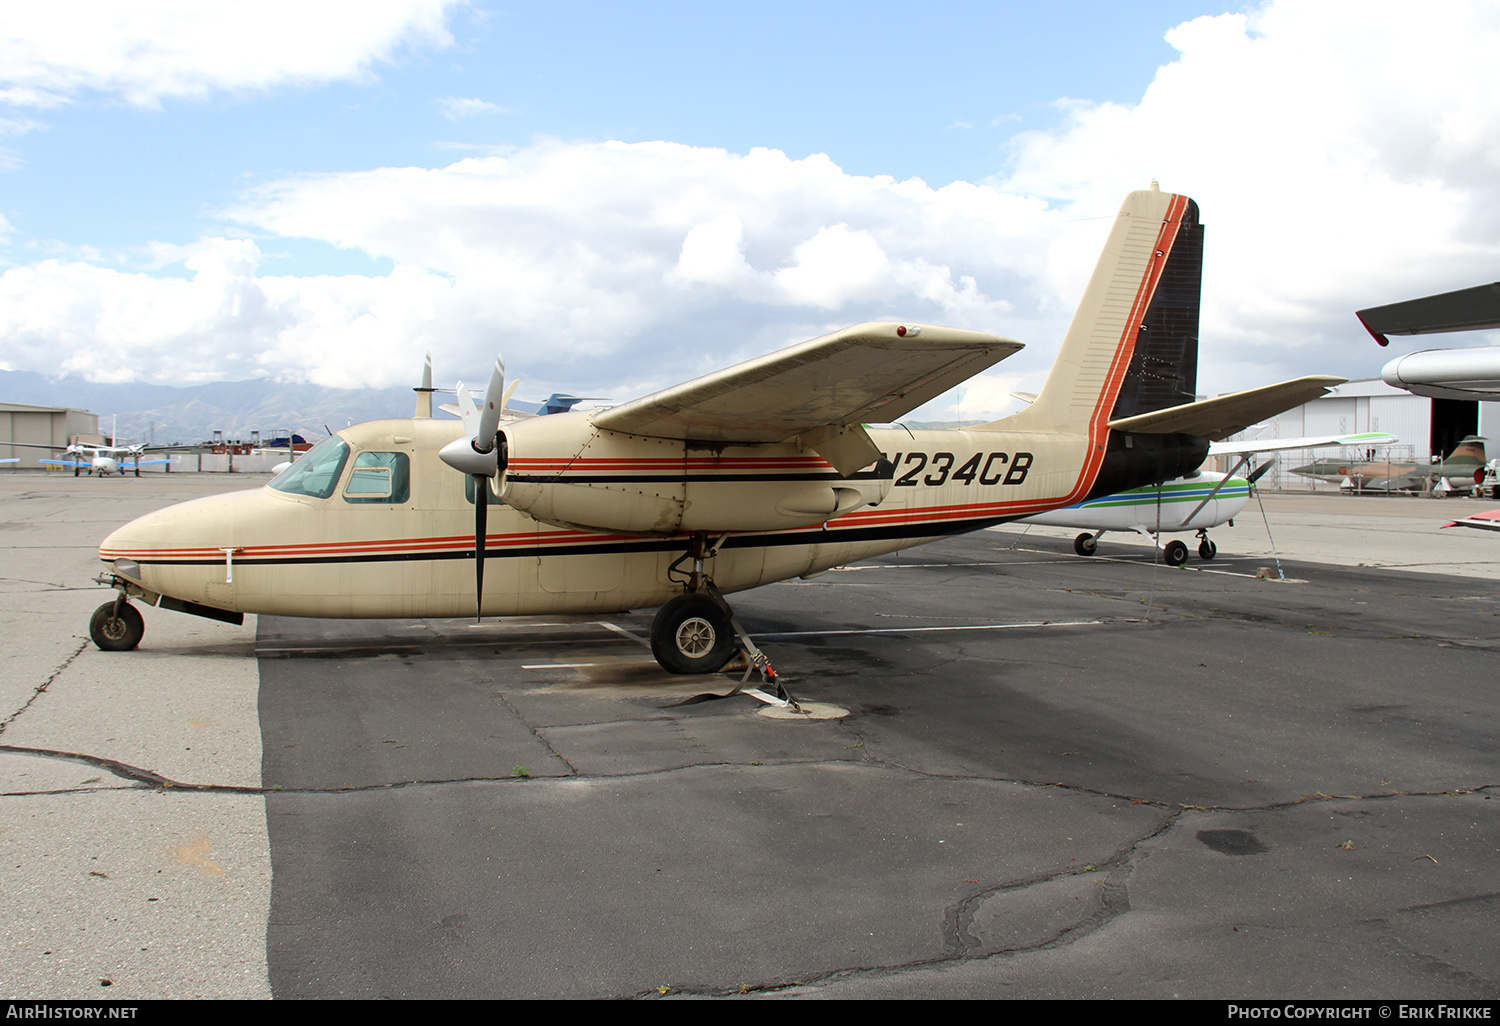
[268,437,350,499]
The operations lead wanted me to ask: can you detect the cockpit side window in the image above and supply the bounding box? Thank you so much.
[268,438,350,499]
[344,451,411,504]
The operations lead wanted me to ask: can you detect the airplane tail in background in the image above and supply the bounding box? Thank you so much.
[1446,436,1488,465]
[991,185,1202,434]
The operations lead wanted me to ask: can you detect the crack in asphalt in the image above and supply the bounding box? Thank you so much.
[6,731,1494,999]
[0,638,87,738]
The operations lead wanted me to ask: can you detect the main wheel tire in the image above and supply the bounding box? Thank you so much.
[651,593,735,674]
[1163,539,1189,566]
[1198,538,1218,560]
[1073,533,1098,557]
[89,601,144,651]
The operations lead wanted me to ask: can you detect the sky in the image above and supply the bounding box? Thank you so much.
[2,0,1499,421]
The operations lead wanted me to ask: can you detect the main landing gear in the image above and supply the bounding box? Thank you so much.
[1072,528,1219,566]
[654,532,799,711]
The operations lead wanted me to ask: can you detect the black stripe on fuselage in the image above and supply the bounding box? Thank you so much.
[505,470,886,485]
[126,514,1018,569]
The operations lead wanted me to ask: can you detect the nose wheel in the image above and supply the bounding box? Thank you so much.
[89,598,144,651]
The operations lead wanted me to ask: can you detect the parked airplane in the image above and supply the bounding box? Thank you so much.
[1023,431,1396,563]
[10,440,174,476]
[1359,282,1500,401]
[1291,435,1488,493]
[89,187,1344,687]
[1441,509,1500,532]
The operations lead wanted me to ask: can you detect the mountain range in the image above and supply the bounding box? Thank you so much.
[0,371,431,445]
[0,370,984,447]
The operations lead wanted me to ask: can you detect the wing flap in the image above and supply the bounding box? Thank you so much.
[591,322,1022,445]
[1107,376,1345,441]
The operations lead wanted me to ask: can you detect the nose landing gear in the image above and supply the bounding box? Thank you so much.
[89,591,144,651]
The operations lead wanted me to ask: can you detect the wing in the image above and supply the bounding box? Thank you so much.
[590,322,1021,474]
[1209,430,1398,456]
[1358,282,1500,344]
[5,441,70,451]
[1442,509,1500,532]
[1107,376,1345,442]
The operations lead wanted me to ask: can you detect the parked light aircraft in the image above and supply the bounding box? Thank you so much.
[1290,435,1488,493]
[90,188,1345,684]
[1359,282,1500,401]
[1021,431,1397,563]
[11,440,174,476]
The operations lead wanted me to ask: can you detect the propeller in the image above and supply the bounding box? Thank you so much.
[1248,459,1276,488]
[439,357,508,620]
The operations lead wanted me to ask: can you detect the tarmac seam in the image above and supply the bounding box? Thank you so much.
[495,690,579,775]
[0,637,87,737]
[5,741,1492,809]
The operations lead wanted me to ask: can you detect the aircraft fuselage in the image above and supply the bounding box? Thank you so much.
[98,412,1156,620]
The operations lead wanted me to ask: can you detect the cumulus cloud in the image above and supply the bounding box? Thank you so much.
[0,0,458,110]
[996,0,1500,393]
[6,0,1500,422]
[437,96,508,121]
[0,141,1057,414]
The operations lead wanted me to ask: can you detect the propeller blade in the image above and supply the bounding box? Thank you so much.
[439,356,509,478]
[474,476,487,621]
[1248,459,1276,485]
[476,356,506,452]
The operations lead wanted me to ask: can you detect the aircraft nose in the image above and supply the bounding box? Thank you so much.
[98,488,250,591]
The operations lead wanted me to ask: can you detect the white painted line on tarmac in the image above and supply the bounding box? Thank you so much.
[597,620,651,647]
[754,618,1143,639]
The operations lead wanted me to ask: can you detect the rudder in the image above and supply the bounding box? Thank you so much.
[990,185,1200,433]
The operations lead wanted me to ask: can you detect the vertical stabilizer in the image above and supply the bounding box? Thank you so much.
[990,186,1198,433]
[414,352,435,419]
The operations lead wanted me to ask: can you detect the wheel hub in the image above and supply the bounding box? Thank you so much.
[675,617,717,657]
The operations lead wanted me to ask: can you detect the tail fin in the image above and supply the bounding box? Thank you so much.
[1446,436,1488,464]
[413,352,435,419]
[990,185,1201,432]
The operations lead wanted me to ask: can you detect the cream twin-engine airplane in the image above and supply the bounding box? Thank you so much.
[92,187,1343,687]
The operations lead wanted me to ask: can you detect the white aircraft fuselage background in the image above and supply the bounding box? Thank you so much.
[1019,470,1249,536]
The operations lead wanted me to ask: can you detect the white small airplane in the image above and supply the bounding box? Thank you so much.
[11,416,180,477]
[89,187,1346,693]
[1023,431,1399,564]
[37,444,173,477]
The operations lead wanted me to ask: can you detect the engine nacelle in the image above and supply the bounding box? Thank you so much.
[497,414,892,535]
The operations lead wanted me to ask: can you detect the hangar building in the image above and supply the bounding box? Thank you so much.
[0,402,100,469]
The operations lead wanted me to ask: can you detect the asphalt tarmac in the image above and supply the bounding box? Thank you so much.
[2,472,1496,1000]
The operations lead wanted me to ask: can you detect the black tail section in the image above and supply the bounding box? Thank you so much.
[1110,198,1203,422]
[1087,199,1208,497]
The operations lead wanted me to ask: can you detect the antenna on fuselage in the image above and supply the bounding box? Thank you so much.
[413,352,435,419]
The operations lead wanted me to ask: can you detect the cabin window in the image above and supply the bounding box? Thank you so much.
[344,451,411,504]
[269,438,350,499]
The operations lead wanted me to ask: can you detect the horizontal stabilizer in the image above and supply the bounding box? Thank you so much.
[1107,376,1345,441]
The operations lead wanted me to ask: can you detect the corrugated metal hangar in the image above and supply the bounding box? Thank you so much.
[1219,379,1500,490]
[0,402,99,468]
